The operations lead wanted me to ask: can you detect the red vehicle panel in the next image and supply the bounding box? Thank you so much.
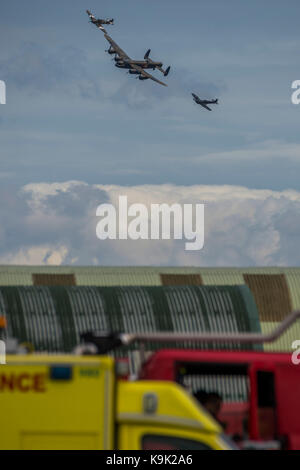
[139,349,300,449]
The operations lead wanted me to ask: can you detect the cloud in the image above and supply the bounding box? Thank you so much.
[0,41,101,98]
[0,245,69,265]
[0,181,299,267]
[193,140,300,164]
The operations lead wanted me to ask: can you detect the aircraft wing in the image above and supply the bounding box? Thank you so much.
[104,34,130,60]
[129,63,167,87]
[97,24,107,32]
[199,102,212,111]
[86,10,96,21]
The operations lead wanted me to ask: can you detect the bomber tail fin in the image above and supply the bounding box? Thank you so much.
[144,49,151,60]
[164,66,171,77]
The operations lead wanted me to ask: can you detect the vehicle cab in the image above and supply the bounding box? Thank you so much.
[139,349,300,449]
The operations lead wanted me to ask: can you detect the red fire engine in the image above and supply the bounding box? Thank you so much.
[83,310,300,450]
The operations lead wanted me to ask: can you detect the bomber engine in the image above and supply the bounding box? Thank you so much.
[106,47,117,55]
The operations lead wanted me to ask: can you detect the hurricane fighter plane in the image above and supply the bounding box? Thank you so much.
[192,93,219,111]
[86,10,114,31]
[104,33,170,87]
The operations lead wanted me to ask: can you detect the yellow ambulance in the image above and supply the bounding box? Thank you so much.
[0,354,233,450]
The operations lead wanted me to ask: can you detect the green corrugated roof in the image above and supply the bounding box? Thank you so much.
[0,285,261,353]
[1,266,300,352]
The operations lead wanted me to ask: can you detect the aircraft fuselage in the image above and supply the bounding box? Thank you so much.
[115,60,163,70]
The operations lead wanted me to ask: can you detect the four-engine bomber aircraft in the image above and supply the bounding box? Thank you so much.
[192,93,219,111]
[104,33,170,87]
[86,10,114,31]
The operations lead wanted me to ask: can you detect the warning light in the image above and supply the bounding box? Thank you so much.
[50,366,73,381]
[0,316,7,329]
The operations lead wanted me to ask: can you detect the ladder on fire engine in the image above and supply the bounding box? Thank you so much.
[80,309,300,354]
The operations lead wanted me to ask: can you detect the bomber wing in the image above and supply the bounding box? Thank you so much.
[129,63,168,87]
[104,34,130,60]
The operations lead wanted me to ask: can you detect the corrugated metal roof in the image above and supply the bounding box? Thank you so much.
[1,265,300,289]
[260,321,300,353]
[0,266,300,352]
[0,285,260,353]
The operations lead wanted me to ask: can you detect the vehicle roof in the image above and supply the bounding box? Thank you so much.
[5,354,114,366]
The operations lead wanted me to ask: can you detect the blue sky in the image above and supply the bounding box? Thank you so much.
[1,0,300,189]
[0,1,300,266]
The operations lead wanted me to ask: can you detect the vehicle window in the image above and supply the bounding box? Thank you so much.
[176,362,250,442]
[256,371,276,440]
[142,434,213,450]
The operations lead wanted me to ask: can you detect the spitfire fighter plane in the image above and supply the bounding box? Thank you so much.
[86,10,114,31]
[192,93,219,111]
[104,33,170,87]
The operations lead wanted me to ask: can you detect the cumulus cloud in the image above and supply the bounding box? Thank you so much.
[0,245,69,265]
[0,181,299,267]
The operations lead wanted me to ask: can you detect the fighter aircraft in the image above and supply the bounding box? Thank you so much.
[192,93,219,111]
[86,10,114,31]
[104,33,170,87]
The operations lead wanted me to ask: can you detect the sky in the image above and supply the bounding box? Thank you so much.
[0,0,300,266]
